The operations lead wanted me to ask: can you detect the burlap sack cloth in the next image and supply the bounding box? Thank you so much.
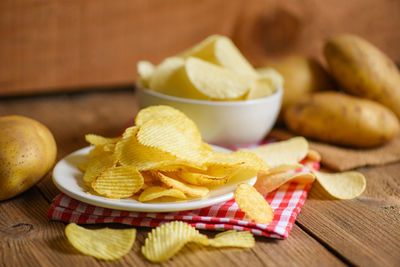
[268,129,400,171]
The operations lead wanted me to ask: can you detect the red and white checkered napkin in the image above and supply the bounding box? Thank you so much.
[48,162,319,239]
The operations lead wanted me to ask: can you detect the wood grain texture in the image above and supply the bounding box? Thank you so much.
[1,0,399,95]
[0,90,346,266]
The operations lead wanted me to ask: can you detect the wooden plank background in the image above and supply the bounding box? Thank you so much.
[1,0,400,95]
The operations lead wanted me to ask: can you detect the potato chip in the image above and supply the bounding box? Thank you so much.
[158,172,209,197]
[208,230,255,248]
[246,76,277,100]
[314,170,366,199]
[307,149,321,162]
[256,67,284,89]
[92,166,144,198]
[83,152,117,186]
[85,134,120,147]
[137,60,155,88]
[65,223,136,261]
[234,183,274,224]
[185,57,252,100]
[141,221,207,262]
[180,35,258,78]
[139,186,187,202]
[254,172,316,195]
[246,137,308,171]
[178,166,231,186]
[137,117,208,164]
[149,57,207,100]
[206,150,269,173]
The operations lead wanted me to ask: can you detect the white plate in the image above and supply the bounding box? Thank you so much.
[52,145,257,212]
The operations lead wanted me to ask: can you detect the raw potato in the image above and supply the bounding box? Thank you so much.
[284,92,400,148]
[324,34,400,118]
[0,116,57,200]
[260,55,335,119]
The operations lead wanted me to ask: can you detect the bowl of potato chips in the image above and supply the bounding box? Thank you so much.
[136,35,283,147]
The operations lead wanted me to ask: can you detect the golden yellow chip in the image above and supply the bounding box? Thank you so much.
[234,183,274,224]
[137,117,208,164]
[149,57,207,99]
[178,166,231,186]
[207,150,269,173]
[256,67,284,89]
[92,166,144,199]
[82,152,117,186]
[314,170,366,199]
[254,172,316,195]
[137,60,155,88]
[139,186,187,202]
[158,172,209,198]
[246,137,308,172]
[208,230,255,248]
[65,223,136,261]
[180,35,258,78]
[141,221,207,263]
[307,149,321,162]
[246,76,277,100]
[85,134,120,147]
[185,57,252,100]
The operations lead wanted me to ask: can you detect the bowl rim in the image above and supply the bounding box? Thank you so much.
[136,84,283,107]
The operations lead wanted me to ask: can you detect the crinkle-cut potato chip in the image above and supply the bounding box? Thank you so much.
[246,76,277,100]
[206,150,269,173]
[314,170,366,200]
[254,172,316,195]
[149,57,208,100]
[83,152,117,186]
[65,223,136,261]
[142,221,207,263]
[208,230,255,248]
[234,183,274,224]
[139,186,187,202]
[246,137,308,171]
[137,60,155,88]
[185,57,252,100]
[137,117,208,164]
[179,35,258,78]
[135,105,202,144]
[92,166,144,199]
[158,172,209,198]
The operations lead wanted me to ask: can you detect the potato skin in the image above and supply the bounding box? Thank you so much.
[284,92,400,147]
[0,116,57,201]
[324,34,400,118]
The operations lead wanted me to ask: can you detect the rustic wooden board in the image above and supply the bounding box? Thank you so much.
[1,0,399,95]
[0,90,346,266]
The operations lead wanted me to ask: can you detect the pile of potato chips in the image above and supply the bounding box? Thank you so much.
[80,105,269,202]
[137,35,283,101]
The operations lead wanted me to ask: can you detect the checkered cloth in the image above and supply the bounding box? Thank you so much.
[48,160,319,239]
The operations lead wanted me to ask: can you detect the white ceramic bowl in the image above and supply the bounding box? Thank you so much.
[136,86,282,147]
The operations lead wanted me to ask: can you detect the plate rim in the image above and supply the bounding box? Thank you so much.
[52,145,257,212]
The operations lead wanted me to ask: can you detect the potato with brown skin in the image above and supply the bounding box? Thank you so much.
[0,116,57,201]
[284,92,400,148]
[260,55,335,118]
[324,34,400,118]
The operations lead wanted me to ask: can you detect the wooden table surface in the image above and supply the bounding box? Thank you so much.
[1,89,400,267]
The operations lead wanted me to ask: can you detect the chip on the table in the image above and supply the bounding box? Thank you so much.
[185,57,252,100]
[234,183,274,224]
[314,170,366,199]
[65,223,136,261]
[158,172,209,198]
[208,230,255,248]
[141,221,207,263]
[246,137,308,172]
[254,172,316,195]
[139,186,187,202]
[92,166,144,198]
